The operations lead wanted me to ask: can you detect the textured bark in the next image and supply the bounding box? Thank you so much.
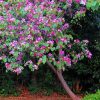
[47,61,81,100]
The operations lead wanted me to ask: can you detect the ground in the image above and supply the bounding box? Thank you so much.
[0,86,83,100]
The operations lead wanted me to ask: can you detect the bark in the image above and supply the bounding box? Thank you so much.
[47,61,81,100]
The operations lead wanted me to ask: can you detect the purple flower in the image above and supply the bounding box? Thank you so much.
[47,40,54,45]
[59,50,64,56]
[9,50,14,54]
[0,16,4,21]
[67,0,72,6]
[48,53,52,57]
[17,53,23,61]
[10,41,18,47]
[8,25,15,30]
[85,50,92,59]
[76,54,81,59]
[0,0,3,3]
[62,23,69,30]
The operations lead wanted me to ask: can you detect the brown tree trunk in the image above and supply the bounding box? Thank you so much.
[47,61,81,100]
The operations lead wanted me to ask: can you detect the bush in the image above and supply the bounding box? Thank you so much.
[64,1,100,93]
[83,90,100,100]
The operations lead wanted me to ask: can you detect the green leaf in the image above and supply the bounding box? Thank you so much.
[42,27,50,31]
[14,19,20,25]
[42,55,47,64]
[43,43,49,47]
[52,23,57,28]
[0,23,7,29]
[51,47,55,51]
[13,52,19,57]
[33,14,39,18]
[3,58,7,63]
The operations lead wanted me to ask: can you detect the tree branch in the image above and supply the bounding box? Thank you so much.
[46,60,57,74]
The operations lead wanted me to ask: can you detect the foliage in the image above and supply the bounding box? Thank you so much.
[86,0,100,11]
[0,0,91,75]
[0,64,20,96]
[83,90,100,100]
[64,1,100,92]
[27,66,66,95]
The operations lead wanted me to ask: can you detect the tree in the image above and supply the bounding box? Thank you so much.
[0,0,92,100]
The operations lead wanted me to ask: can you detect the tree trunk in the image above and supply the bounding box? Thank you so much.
[47,61,81,100]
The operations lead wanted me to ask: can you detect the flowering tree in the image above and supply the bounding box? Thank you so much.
[0,0,92,100]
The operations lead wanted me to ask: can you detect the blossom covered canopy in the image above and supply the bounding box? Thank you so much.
[0,0,91,75]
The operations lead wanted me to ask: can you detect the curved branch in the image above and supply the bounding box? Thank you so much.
[47,61,81,100]
[46,60,57,74]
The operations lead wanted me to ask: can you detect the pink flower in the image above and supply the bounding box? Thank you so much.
[62,23,69,30]
[85,50,92,59]
[5,63,11,70]
[75,0,80,3]
[7,18,15,22]
[9,50,14,54]
[17,53,23,61]
[47,40,54,45]
[83,40,89,44]
[37,37,43,41]
[33,65,38,70]
[0,0,3,3]
[59,50,65,56]
[0,56,3,60]
[74,39,80,43]
[67,0,72,6]
[24,3,32,11]
[88,52,92,59]
[8,25,15,30]
[0,16,4,21]
[40,46,46,50]
[76,54,81,59]
[72,59,78,63]
[27,35,32,40]
[13,68,22,75]
[10,41,18,47]
[63,56,71,66]
[57,61,60,64]
[60,38,67,42]
[80,0,86,5]
[68,44,72,49]
[51,32,56,36]
[48,53,52,57]
[67,0,72,4]
[17,2,23,9]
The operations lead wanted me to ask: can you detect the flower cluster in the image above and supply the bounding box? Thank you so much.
[0,0,91,74]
